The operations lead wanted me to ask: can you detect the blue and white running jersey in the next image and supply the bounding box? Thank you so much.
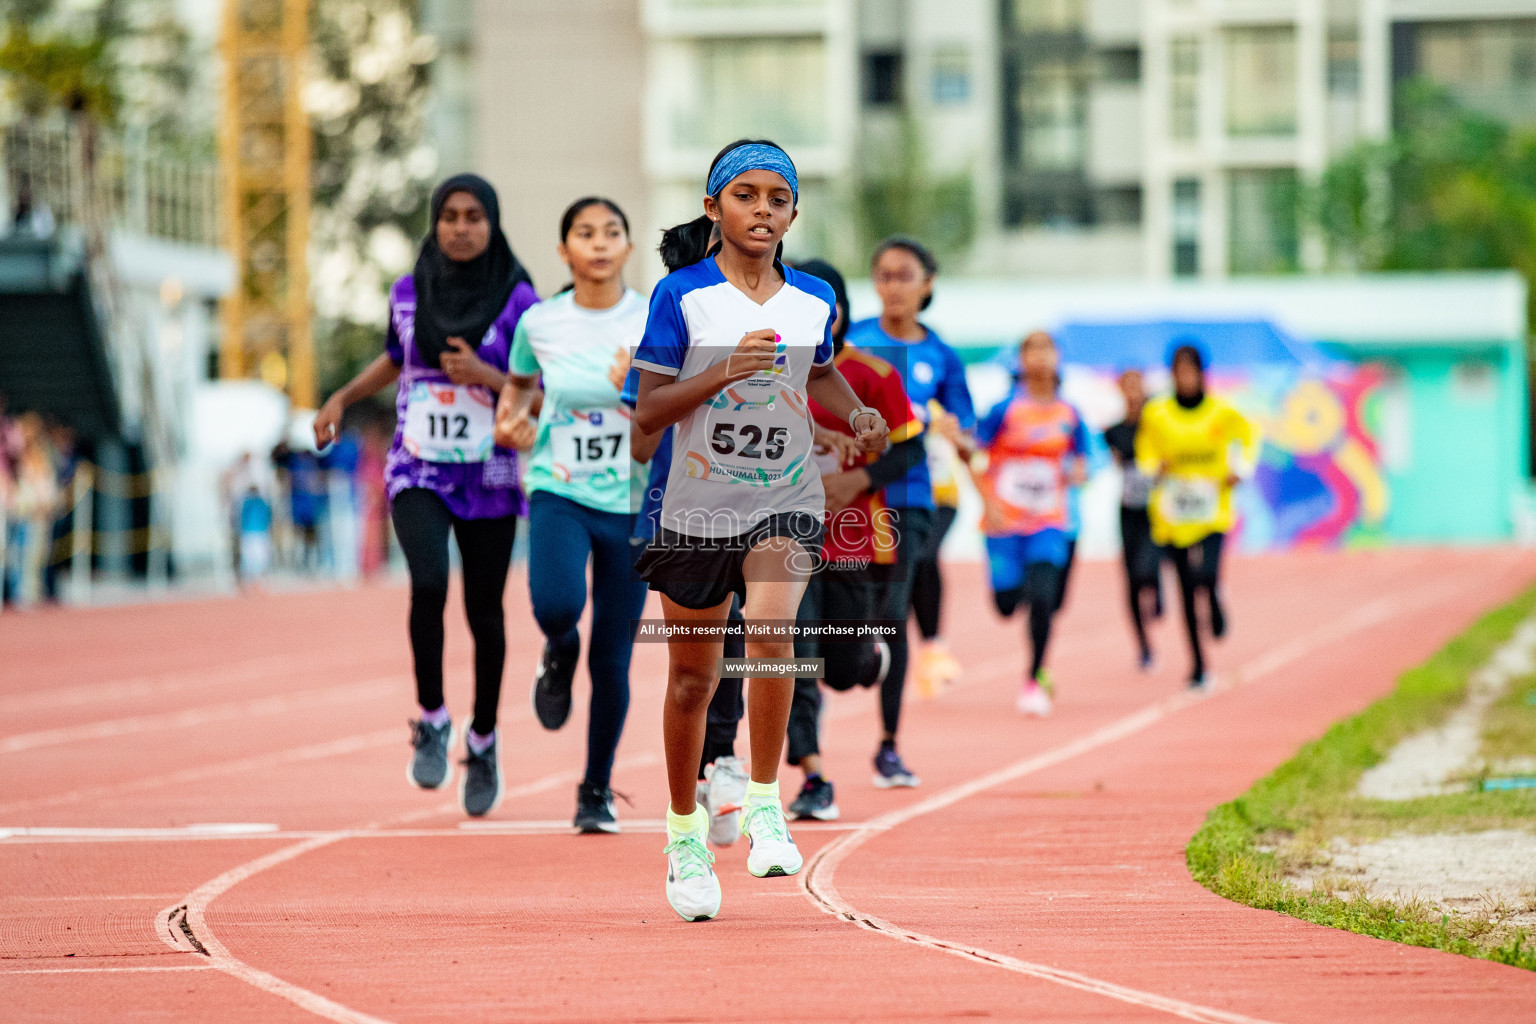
[631,257,836,539]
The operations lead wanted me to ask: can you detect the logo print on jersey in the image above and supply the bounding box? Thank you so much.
[913,361,935,385]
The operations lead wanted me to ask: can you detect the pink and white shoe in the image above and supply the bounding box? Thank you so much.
[1016,679,1053,717]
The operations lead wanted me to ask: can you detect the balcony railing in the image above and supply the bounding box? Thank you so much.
[3,120,219,248]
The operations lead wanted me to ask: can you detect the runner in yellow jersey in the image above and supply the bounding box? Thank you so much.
[1134,342,1260,690]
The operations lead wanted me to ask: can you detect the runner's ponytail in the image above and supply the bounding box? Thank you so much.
[658,215,717,274]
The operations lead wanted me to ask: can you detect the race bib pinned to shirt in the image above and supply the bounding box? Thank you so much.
[994,456,1063,517]
[692,381,813,488]
[401,382,496,463]
[548,406,628,482]
[1159,476,1220,526]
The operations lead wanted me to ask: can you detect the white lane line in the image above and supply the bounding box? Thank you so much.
[0,648,390,718]
[151,753,661,1024]
[0,824,278,840]
[0,678,403,755]
[0,729,401,816]
[800,578,1472,1024]
[1,703,543,817]
[0,820,868,843]
[0,963,220,975]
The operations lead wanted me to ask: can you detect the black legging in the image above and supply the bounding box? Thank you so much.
[910,503,956,641]
[787,564,883,766]
[1120,506,1163,660]
[1167,532,1225,681]
[698,598,745,777]
[873,507,932,739]
[1053,537,1078,612]
[391,488,517,736]
[994,562,1063,680]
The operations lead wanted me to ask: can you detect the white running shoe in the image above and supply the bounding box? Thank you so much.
[1016,680,1053,717]
[703,756,748,847]
[741,798,802,877]
[664,827,721,922]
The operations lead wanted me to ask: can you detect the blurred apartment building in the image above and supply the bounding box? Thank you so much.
[427,0,1536,286]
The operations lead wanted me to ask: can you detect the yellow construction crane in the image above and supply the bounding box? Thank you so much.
[218,0,314,408]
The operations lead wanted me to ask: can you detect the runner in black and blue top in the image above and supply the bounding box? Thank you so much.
[844,236,975,789]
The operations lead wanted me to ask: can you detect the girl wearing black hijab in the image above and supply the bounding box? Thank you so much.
[315,174,538,817]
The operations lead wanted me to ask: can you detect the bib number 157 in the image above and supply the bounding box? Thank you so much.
[710,423,788,461]
[571,434,623,462]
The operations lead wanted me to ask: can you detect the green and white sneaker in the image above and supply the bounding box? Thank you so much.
[664,826,721,922]
[741,798,801,877]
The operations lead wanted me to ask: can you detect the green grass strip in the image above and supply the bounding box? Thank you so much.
[1186,583,1536,972]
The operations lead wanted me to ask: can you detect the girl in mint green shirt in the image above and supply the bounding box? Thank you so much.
[494,198,648,834]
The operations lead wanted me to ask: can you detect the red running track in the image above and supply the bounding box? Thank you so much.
[3,548,1535,1023]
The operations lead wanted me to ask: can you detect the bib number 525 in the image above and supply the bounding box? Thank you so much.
[710,423,788,461]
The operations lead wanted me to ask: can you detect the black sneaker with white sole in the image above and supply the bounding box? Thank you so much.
[531,640,577,730]
[460,733,502,817]
[573,783,620,834]
[408,718,453,790]
[788,776,840,821]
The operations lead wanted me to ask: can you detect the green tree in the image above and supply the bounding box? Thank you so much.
[0,22,117,120]
[0,1,204,140]
[855,115,975,265]
[1312,81,1536,322]
[307,0,437,398]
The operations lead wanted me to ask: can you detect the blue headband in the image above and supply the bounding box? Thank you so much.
[706,143,798,204]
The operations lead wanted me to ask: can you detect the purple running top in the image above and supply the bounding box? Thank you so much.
[383,273,539,520]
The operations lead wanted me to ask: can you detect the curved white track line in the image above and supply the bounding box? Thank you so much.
[801,580,1471,1024]
[153,754,658,1024]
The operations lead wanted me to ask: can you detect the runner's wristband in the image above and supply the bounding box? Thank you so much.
[848,406,878,432]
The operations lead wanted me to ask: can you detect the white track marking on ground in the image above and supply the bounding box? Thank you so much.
[0,824,277,840]
[800,577,1476,1024]
[0,679,403,755]
[0,819,868,844]
[150,753,660,1024]
[1,703,545,816]
[0,964,220,975]
[0,729,402,816]
[0,648,390,717]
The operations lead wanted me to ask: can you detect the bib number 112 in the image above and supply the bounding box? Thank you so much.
[427,413,470,440]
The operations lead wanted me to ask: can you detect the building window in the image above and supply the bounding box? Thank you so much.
[1413,19,1536,127]
[1170,37,1199,141]
[1328,32,1360,95]
[1172,178,1200,276]
[1228,168,1299,274]
[1018,59,1087,171]
[1011,0,1084,32]
[1002,0,1090,227]
[1096,185,1142,226]
[666,38,829,149]
[1097,47,1141,85]
[864,51,904,107]
[1226,27,1297,137]
[932,46,971,104]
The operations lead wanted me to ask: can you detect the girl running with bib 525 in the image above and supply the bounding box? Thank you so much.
[631,139,889,922]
